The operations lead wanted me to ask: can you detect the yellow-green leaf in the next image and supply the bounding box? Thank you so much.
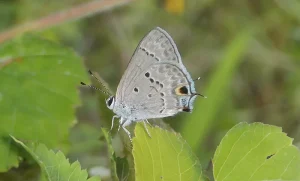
[213,122,300,181]
[133,123,204,181]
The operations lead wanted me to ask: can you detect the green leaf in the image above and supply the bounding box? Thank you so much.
[181,30,252,150]
[213,122,300,181]
[0,34,89,171]
[12,136,100,181]
[133,123,205,181]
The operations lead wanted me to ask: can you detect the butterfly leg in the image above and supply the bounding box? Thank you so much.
[118,117,125,132]
[110,115,120,131]
[121,118,133,142]
[145,119,152,126]
[143,120,152,138]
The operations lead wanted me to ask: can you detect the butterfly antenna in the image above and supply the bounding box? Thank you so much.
[80,82,111,96]
[193,77,206,98]
[87,70,112,95]
[194,92,207,98]
[193,77,201,81]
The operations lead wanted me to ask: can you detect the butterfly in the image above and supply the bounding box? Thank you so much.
[82,27,205,140]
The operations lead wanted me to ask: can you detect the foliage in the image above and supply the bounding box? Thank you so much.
[0,34,89,172]
[12,136,100,181]
[213,123,300,181]
[133,123,204,181]
[0,0,300,181]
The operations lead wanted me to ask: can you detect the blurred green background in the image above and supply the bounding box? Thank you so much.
[0,0,300,180]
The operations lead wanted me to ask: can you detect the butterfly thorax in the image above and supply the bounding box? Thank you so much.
[111,101,144,121]
[106,96,136,120]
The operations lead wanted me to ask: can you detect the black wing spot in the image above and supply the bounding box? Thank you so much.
[145,72,150,77]
[150,78,154,83]
[160,93,164,97]
[160,83,164,88]
[134,87,139,92]
[156,81,160,85]
[148,94,152,98]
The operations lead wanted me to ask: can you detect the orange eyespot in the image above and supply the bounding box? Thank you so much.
[175,85,189,95]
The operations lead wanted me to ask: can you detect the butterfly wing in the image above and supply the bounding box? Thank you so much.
[114,27,197,120]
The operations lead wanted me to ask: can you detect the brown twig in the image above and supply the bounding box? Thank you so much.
[0,0,133,44]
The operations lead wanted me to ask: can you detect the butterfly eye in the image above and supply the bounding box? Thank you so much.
[106,96,115,110]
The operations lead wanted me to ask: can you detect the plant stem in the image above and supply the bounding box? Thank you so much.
[0,0,133,43]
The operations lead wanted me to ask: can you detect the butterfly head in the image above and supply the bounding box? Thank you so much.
[106,96,115,110]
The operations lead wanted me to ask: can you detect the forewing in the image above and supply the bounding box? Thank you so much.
[116,27,193,100]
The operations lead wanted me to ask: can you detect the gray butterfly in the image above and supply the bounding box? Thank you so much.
[107,27,205,138]
[82,27,204,140]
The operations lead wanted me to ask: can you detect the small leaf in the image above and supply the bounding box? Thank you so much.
[11,136,100,181]
[213,122,300,181]
[133,123,205,181]
[0,34,89,171]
